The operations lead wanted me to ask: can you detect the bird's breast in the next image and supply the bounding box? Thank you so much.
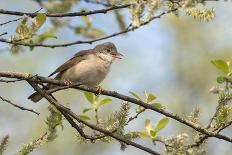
[61,55,111,86]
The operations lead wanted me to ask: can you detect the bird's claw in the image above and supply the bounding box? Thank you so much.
[95,86,102,96]
[64,80,72,86]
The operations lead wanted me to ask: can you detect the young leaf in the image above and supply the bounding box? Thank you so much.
[211,60,229,74]
[82,28,105,39]
[97,98,112,108]
[145,119,152,132]
[155,118,169,132]
[150,130,157,137]
[146,93,156,103]
[129,91,141,100]
[81,16,91,28]
[36,13,46,28]
[37,33,57,39]
[138,131,150,138]
[78,115,91,121]
[152,103,165,109]
[84,92,94,104]
[114,10,126,31]
[74,26,86,34]
[216,76,226,83]
[83,108,92,113]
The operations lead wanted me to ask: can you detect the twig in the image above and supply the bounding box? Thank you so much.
[0,71,231,144]
[127,108,146,125]
[0,95,40,115]
[0,8,178,48]
[0,17,21,26]
[0,32,7,37]
[0,78,26,83]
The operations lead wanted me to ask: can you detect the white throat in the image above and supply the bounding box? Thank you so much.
[97,53,115,63]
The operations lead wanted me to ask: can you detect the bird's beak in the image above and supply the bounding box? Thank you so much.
[112,52,123,59]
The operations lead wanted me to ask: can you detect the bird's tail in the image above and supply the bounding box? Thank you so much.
[28,92,43,103]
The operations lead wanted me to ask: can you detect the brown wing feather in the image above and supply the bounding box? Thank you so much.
[49,49,93,77]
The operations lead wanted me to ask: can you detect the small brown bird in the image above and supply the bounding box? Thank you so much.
[28,42,123,103]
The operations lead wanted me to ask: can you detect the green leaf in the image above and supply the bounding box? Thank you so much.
[146,93,156,103]
[97,98,112,108]
[129,91,141,100]
[216,76,226,83]
[138,131,150,138]
[150,130,157,137]
[36,13,46,28]
[28,40,34,51]
[82,28,105,39]
[81,16,91,28]
[211,60,229,74]
[84,92,94,104]
[155,118,169,132]
[145,119,152,131]
[37,33,57,39]
[114,10,126,31]
[83,108,92,113]
[78,115,91,121]
[74,26,86,34]
[152,103,165,109]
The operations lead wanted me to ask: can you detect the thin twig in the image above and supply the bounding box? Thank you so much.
[0,32,7,37]
[0,78,26,83]
[0,95,40,115]
[127,108,146,125]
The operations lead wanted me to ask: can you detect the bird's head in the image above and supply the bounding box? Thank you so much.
[94,42,123,62]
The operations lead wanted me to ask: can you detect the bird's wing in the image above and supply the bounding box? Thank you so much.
[48,50,93,77]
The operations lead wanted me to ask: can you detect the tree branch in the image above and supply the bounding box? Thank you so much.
[0,71,231,144]
[0,4,130,18]
[28,81,162,155]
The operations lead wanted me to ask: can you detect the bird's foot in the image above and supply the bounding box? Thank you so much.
[64,80,72,86]
[95,86,102,96]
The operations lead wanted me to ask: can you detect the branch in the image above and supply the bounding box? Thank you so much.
[0,8,178,48]
[0,4,130,18]
[0,32,7,37]
[0,71,231,144]
[0,95,40,115]
[28,81,162,155]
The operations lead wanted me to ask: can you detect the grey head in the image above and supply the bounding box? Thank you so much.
[93,42,123,62]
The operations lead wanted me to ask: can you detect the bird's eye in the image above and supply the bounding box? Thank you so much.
[106,48,110,52]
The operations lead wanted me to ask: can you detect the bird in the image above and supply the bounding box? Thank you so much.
[28,42,123,103]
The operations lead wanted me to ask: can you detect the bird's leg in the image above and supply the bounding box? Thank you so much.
[95,86,103,96]
[64,80,72,86]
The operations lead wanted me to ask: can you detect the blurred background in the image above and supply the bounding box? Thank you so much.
[0,0,231,155]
